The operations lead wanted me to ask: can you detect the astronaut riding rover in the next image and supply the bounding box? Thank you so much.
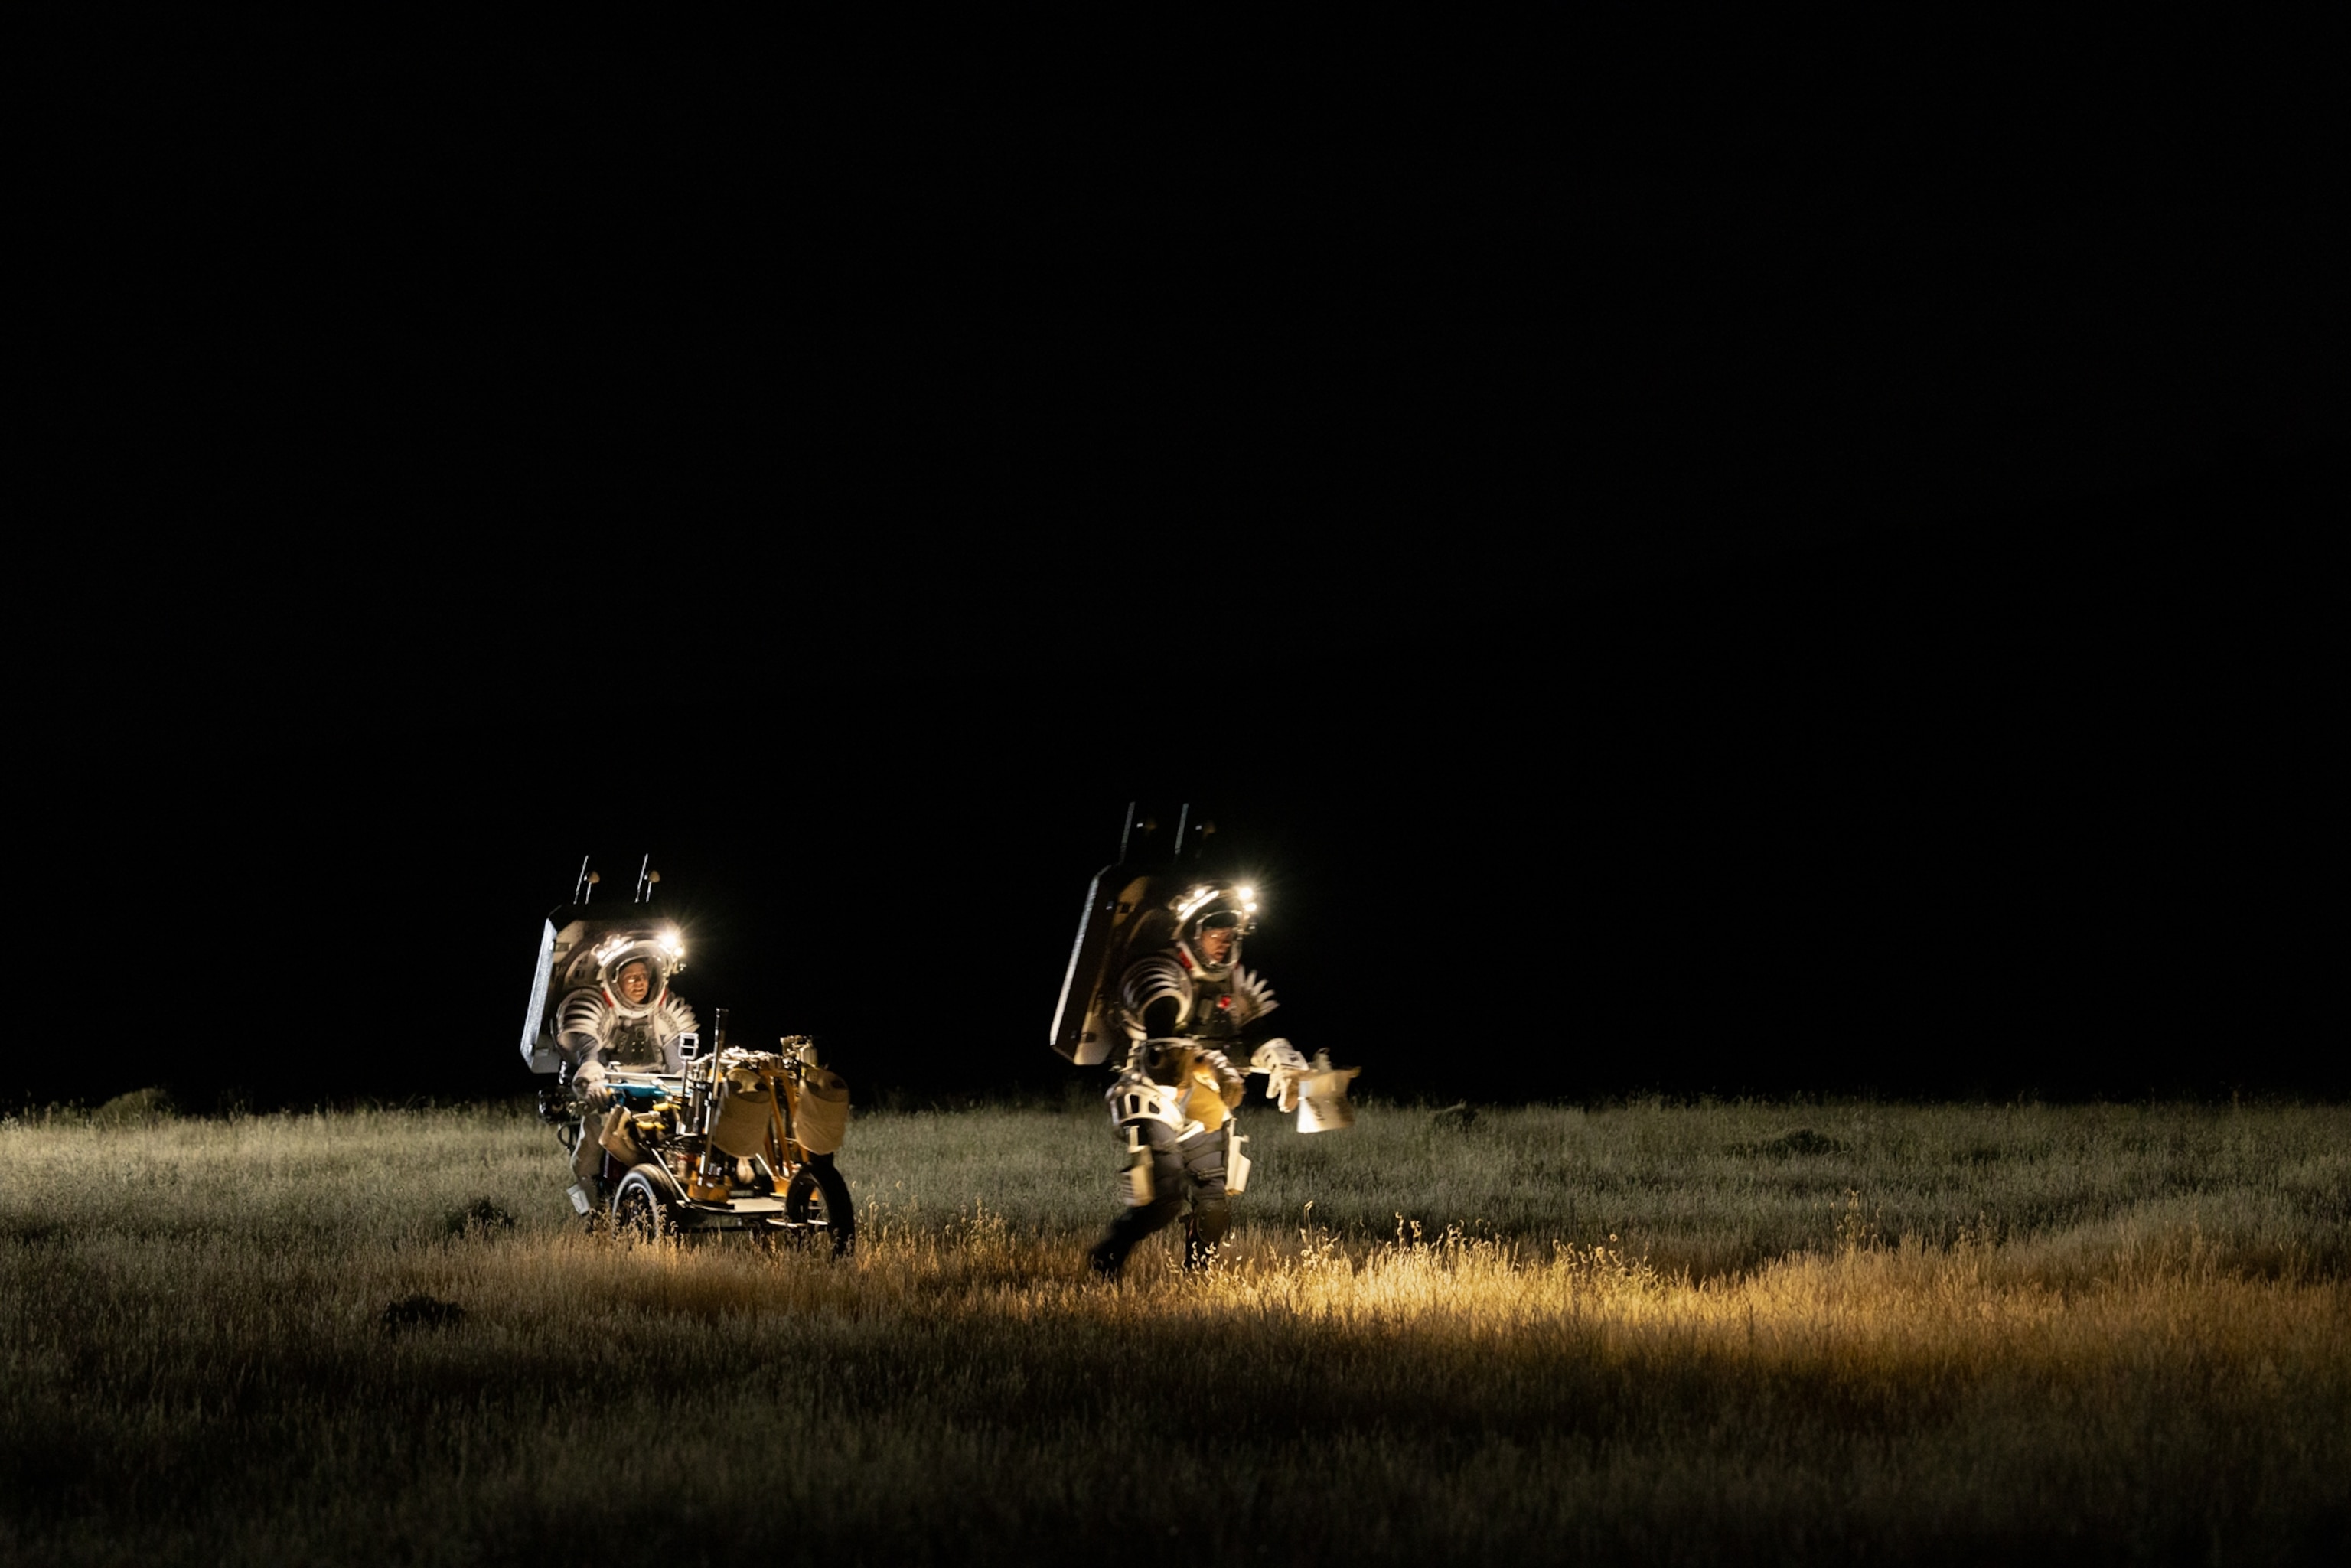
[521,856,855,1250]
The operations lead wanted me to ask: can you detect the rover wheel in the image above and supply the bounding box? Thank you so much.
[611,1166,674,1246]
[784,1155,856,1256]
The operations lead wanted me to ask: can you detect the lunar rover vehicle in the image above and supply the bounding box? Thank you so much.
[521,857,855,1251]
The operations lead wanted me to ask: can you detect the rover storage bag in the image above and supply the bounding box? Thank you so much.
[596,1106,648,1165]
[794,1068,850,1155]
[709,1083,777,1158]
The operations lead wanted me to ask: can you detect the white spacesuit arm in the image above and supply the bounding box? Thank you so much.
[554,989,615,1104]
[1120,954,1192,1039]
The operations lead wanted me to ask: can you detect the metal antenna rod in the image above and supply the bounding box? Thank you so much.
[1173,803,1191,859]
[575,856,593,904]
[634,853,652,903]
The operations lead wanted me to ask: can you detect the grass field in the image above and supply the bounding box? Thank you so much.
[4,1095,2347,1564]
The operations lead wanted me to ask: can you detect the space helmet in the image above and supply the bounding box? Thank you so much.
[593,927,686,1019]
[1172,881,1260,980]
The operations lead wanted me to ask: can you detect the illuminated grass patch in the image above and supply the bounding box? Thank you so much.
[3,1100,2346,1563]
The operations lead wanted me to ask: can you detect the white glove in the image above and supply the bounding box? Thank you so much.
[1250,1039,1310,1113]
[1249,1039,1309,1075]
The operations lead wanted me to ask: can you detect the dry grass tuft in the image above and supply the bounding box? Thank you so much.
[4,1098,2347,1563]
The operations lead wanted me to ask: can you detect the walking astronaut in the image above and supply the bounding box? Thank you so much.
[1049,810,1357,1280]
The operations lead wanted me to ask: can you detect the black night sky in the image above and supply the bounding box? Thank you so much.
[25,57,2336,1112]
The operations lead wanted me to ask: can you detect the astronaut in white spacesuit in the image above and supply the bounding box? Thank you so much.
[1089,890,1309,1279]
[560,948,698,1199]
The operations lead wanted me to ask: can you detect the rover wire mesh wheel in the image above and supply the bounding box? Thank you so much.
[784,1155,856,1257]
[611,1166,673,1246]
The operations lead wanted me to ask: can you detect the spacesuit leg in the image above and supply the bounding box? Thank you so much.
[572,1114,605,1198]
[1179,1127,1229,1269]
[1088,1120,1189,1279]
